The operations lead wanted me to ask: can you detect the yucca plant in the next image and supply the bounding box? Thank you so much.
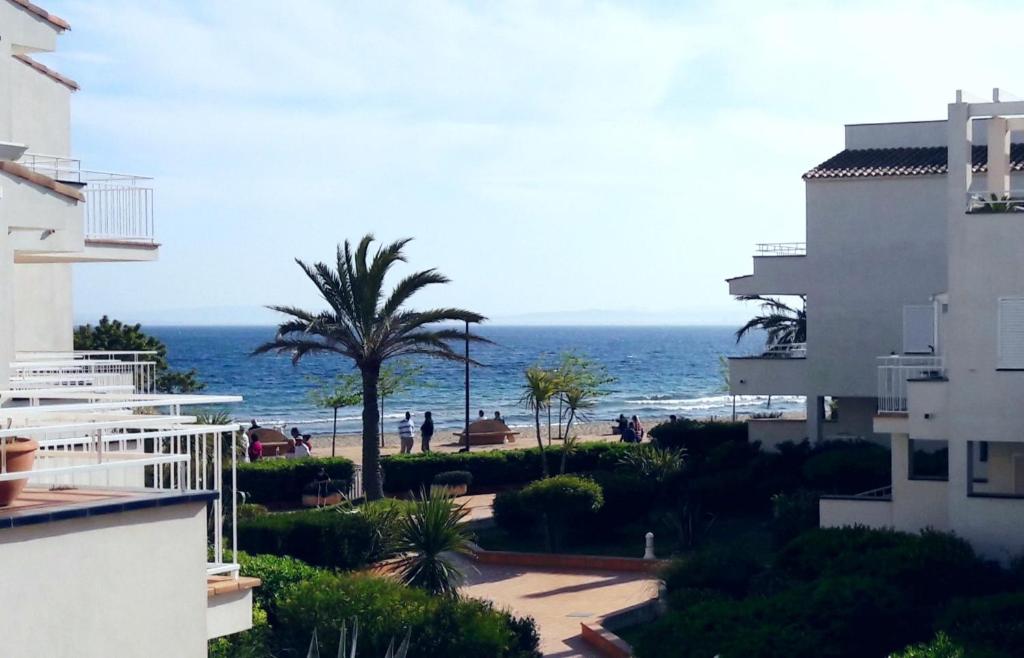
[306,621,410,658]
[394,487,472,596]
[620,444,686,484]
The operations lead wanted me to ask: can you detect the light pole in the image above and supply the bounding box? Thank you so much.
[463,320,471,452]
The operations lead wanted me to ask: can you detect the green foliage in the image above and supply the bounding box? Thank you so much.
[308,372,363,411]
[236,508,376,570]
[802,440,890,494]
[233,551,322,623]
[733,294,807,348]
[518,475,603,551]
[770,489,820,547]
[230,457,355,505]
[890,633,965,658]
[589,470,660,529]
[360,498,414,561]
[938,593,1024,658]
[395,488,473,595]
[382,442,631,492]
[491,488,536,537]
[73,315,204,393]
[661,547,764,598]
[208,602,272,658]
[275,571,541,658]
[432,470,473,487]
[618,444,685,483]
[647,418,748,455]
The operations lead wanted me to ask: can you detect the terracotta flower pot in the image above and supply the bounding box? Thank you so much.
[302,492,344,508]
[431,483,468,497]
[0,438,38,506]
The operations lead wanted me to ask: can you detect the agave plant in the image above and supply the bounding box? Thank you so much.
[306,621,410,658]
[394,487,472,596]
[620,444,685,483]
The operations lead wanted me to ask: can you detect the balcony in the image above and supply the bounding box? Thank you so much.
[9,350,159,395]
[965,191,1024,214]
[728,343,807,396]
[876,355,945,414]
[820,486,894,529]
[18,153,155,245]
[727,242,808,296]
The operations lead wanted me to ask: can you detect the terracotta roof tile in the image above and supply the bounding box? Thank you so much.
[0,160,84,202]
[6,0,69,31]
[12,53,78,91]
[803,144,1024,180]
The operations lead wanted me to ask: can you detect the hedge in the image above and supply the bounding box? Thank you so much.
[228,457,355,505]
[236,507,376,570]
[938,592,1024,657]
[381,442,633,492]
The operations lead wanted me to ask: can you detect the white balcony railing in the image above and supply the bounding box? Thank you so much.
[965,191,1024,214]
[877,355,945,414]
[762,342,807,358]
[18,153,155,244]
[755,242,806,256]
[10,351,158,394]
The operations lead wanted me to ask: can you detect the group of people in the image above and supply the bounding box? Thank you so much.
[616,414,646,443]
[397,411,435,454]
[245,421,314,462]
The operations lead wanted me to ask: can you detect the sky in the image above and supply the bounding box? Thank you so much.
[36,0,1024,325]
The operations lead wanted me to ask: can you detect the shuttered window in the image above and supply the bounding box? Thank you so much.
[998,297,1024,369]
[903,305,935,354]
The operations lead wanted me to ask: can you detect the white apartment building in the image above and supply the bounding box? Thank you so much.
[0,2,257,654]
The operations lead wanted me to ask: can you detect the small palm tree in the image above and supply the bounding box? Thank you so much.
[394,488,472,596]
[734,294,807,352]
[254,235,488,500]
[520,367,559,478]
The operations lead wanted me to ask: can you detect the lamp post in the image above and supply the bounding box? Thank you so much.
[464,320,471,452]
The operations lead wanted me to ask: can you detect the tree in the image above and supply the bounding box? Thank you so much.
[554,354,613,474]
[520,366,559,478]
[394,487,472,596]
[253,235,487,500]
[718,355,736,421]
[734,295,807,352]
[308,374,363,457]
[377,360,423,448]
[73,315,204,393]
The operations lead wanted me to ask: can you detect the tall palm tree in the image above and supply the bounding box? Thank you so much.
[254,235,487,500]
[521,366,559,478]
[734,294,807,352]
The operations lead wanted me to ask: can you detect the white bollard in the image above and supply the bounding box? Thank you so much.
[643,531,655,559]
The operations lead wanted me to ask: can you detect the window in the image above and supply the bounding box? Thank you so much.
[908,439,948,480]
[903,305,935,354]
[997,297,1024,369]
[980,441,989,463]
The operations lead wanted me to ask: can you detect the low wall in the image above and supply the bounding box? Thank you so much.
[471,547,669,573]
[748,418,807,451]
[819,496,893,529]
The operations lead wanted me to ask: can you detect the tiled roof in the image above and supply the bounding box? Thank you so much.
[12,53,79,91]
[0,160,84,202]
[803,144,1024,180]
[6,0,69,31]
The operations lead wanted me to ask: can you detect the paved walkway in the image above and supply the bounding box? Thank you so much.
[456,492,496,523]
[458,557,659,657]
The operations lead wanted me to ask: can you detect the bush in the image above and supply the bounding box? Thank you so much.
[433,470,473,487]
[518,475,603,550]
[938,592,1024,658]
[359,498,414,562]
[275,571,542,657]
[801,440,890,494]
[661,547,764,599]
[236,508,375,570]
[230,457,355,505]
[492,489,535,538]
[233,551,322,623]
[590,470,660,529]
[770,489,820,547]
[891,633,965,658]
[647,418,747,456]
[381,442,631,492]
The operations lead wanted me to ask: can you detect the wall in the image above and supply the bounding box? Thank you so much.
[844,121,947,149]
[805,176,948,398]
[824,396,883,442]
[819,497,893,529]
[890,434,949,531]
[0,502,209,657]
[748,418,807,451]
[13,262,73,351]
[971,441,1024,495]
[9,53,72,156]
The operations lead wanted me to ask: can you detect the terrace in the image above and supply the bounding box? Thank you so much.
[727,242,808,296]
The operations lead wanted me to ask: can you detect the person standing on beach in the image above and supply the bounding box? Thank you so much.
[398,412,415,454]
[478,410,485,420]
[421,411,435,453]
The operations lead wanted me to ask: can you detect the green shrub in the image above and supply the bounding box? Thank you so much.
[938,592,1024,658]
[359,498,413,562]
[208,602,271,658]
[518,475,603,551]
[661,547,764,599]
[236,508,375,570]
[801,440,890,494]
[230,457,355,505]
[891,633,965,658]
[275,571,541,657]
[492,489,535,538]
[433,470,473,487]
[647,418,747,456]
[770,489,820,547]
[381,442,631,492]
[234,551,322,623]
[590,470,659,528]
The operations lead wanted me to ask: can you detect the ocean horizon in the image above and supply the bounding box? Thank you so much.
[150,325,803,435]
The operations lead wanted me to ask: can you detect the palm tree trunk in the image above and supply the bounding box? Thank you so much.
[535,407,549,478]
[332,406,338,457]
[361,365,384,500]
[560,409,576,475]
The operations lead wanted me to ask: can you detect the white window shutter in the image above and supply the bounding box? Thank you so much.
[998,298,1024,369]
[903,305,935,354]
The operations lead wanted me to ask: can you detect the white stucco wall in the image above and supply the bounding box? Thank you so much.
[9,53,72,156]
[820,497,893,529]
[0,502,210,657]
[890,434,949,531]
[13,262,73,351]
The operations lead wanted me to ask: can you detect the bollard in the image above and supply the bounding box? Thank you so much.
[643,531,655,559]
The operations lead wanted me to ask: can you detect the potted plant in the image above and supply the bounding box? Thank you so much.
[0,436,39,506]
[431,470,473,497]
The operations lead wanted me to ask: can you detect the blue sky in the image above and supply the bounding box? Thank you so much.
[38,0,1024,325]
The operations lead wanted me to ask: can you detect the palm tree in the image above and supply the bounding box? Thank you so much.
[395,487,472,596]
[734,294,807,352]
[254,235,487,500]
[521,366,559,478]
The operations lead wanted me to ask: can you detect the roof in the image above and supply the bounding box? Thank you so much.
[6,0,69,31]
[12,53,79,91]
[0,160,85,202]
[803,144,1024,180]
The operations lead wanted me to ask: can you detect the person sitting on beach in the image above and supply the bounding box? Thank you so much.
[284,437,298,458]
[248,435,263,461]
[620,422,638,443]
[398,412,415,454]
[669,414,678,424]
[478,410,486,420]
[421,411,434,453]
[616,414,628,435]
[293,437,311,458]
[631,415,645,440]
[494,411,505,423]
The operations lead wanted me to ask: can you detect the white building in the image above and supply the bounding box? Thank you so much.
[0,2,257,654]
[731,88,1024,562]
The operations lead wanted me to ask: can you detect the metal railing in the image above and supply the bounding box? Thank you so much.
[761,342,807,358]
[18,153,155,243]
[755,242,806,256]
[877,355,945,414]
[965,191,1024,214]
[10,352,158,395]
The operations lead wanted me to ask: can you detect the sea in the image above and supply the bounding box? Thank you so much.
[149,325,803,435]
